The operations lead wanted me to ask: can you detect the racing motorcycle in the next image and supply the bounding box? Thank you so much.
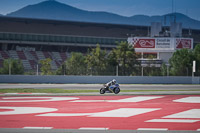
[100,83,120,94]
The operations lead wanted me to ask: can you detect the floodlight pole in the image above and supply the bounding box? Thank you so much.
[9,61,11,75]
[116,65,118,76]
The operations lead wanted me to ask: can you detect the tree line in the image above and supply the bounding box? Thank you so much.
[0,42,200,76]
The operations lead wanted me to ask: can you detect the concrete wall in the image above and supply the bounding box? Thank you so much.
[159,52,173,63]
[0,75,199,84]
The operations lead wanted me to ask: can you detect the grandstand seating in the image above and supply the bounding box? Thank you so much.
[0,50,69,71]
[36,51,46,60]
[54,60,61,67]
[60,52,67,61]
[0,51,9,59]
[17,51,27,60]
[52,52,62,61]
[22,60,32,70]
[9,50,18,60]
[43,51,52,59]
[51,60,58,70]
[29,60,36,69]
[29,51,39,60]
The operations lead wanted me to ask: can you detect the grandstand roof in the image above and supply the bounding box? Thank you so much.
[0,16,199,44]
[0,16,148,38]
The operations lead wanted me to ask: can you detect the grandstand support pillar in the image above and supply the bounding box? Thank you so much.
[167,64,169,76]
[64,64,66,76]
[141,66,144,76]
[141,52,144,59]
[36,64,39,76]
[157,52,160,59]
[192,61,196,77]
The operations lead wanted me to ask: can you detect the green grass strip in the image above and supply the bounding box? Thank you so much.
[122,90,200,92]
[0,88,98,93]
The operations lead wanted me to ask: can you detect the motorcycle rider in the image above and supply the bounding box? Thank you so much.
[105,79,117,91]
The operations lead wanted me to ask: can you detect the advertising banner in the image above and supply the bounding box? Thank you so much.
[129,37,193,50]
[156,38,172,48]
[133,38,155,48]
[176,38,192,49]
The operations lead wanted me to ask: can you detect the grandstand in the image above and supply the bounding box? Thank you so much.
[0,16,200,71]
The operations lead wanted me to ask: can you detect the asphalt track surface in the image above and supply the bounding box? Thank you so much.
[1,84,200,90]
[0,95,200,133]
[1,84,200,95]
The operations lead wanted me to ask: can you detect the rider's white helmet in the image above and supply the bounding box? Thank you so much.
[112,79,116,84]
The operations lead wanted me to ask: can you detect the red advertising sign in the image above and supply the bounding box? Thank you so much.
[133,38,155,48]
[176,39,192,49]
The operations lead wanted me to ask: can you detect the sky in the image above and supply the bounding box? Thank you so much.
[0,0,200,20]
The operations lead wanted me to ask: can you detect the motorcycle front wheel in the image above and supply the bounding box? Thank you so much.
[100,88,105,94]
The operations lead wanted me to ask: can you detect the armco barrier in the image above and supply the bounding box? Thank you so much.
[0,75,199,84]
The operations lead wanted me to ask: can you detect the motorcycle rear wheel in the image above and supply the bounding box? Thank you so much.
[114,88,120,94]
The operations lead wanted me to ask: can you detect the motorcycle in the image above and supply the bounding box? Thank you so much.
[100,83,120,94]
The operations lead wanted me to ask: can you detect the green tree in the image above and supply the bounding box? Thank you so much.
[40,58,52,75]
[55,63,66,75]
[169,49,194,76]
[194,44,200,73]
[0,58,24,75]
[148,67,162,76]
[85,44,107,75]
[107,50,118,67]
[65,52,86,75]
[161,63,168,76]
[112,41,139,75]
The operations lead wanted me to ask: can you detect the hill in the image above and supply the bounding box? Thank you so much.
[7,0,200,29]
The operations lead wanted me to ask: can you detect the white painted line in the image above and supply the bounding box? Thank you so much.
[0,97,79,102]
[137,128,168,131]
[109,96,164,102]
[146,119,199,123]
[25,93,48,95]
[0,107,57,115]
[23,127,53,129]
[174,97,200,103]
[71,100,106,102]
[79,127,109,130]
[164,109,200,118]
[72,96,164,103]
[37,113,93,116]
[197,129,200,131]
[4,93,18,95]
[89,108,160,117]
[38,108,160,117]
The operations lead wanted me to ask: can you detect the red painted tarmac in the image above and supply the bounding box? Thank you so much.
[0,95,200,131]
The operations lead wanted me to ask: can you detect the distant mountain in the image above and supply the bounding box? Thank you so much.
[129,13,200,29]
[7,0,129,24]
[6,0,200,29]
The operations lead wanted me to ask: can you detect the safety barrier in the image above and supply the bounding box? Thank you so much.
[0,75,199,84]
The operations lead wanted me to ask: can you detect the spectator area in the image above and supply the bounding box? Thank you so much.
[0,50,68,70]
